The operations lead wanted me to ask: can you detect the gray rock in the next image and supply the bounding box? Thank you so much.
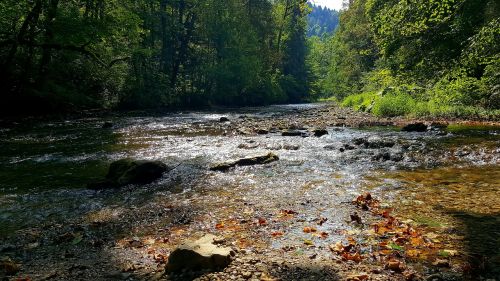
[210,153,279,172]
[166,234,234,272]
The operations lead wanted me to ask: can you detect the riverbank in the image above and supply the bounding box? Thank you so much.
[0,104,498,280]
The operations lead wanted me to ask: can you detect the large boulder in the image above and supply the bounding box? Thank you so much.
[88,159,168,189]
[166,234,234,272]
[210,153,279,172]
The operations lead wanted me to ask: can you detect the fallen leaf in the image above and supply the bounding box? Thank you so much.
[271,231,284,238]
[317,217,328,225]
[440,249,458,257]
[303,226,317,233]
[342,252,363,263]
[329,242,344,253]
[386,259,405,272]
[258,218,267,226]
[71,234,83,245]
[350,213,362,224]
[303,239,314,246]
[403,270,417,281]
[406,249,421,258]
[315,231,329,239]
[432,259,450,267]
[215,222,225,229]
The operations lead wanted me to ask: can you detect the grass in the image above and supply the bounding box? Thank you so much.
[338,91,500,120]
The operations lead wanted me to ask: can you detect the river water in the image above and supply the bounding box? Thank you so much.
[0,104,498,279]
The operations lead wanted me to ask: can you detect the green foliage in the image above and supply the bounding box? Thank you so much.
[324,0,500,119]
[372,92,415,117]
[307,4,339,37]
[0,0,311,114]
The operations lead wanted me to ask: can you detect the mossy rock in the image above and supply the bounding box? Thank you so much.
[89,159,168,189]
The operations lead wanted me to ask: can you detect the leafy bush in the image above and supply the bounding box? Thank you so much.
[372,92,415,117]
[342,92,378,111]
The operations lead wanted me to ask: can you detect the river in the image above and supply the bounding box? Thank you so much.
[0,104,498,280]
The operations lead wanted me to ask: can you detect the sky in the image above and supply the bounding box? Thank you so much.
[309,0,344,11]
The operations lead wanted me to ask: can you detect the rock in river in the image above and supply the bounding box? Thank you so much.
[282,130,308,137]
[401,122,428,132]
[313,128,328,137]
[88,159,168,189]
[166,234,234,272]
[210,153,279,172]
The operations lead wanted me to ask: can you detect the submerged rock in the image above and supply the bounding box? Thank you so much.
[283,144,300,150]
[88,159,168,189]
[312,128,328,137]
[102,122,113,129]
[256,129,269,135]
[219,117,230,122]
[166,234,234,272]
[402,123,428,132]
[210,153,279,172]
[282,130,308,137]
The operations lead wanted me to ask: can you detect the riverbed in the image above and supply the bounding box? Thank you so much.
[0,104,498,280]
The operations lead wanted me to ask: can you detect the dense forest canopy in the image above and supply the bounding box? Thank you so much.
[0,0,310,114]
[314,0,500,118]
[0,0,498,118]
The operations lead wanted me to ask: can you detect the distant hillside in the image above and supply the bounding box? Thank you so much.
[307,3,339,37]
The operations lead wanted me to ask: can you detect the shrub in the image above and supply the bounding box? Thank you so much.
[372,92,415,117]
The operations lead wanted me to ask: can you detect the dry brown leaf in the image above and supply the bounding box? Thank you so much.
[386,259,405,272]
[303,226,317,233]
[342,252,363,263]
[271,231,284,237]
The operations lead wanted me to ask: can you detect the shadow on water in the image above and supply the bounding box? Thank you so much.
[446,210,500,279]
[0,163,210,280]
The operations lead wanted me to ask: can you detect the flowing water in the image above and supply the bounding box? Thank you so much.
[0,104,498,279]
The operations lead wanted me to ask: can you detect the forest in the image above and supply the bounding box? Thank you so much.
[2,0,498,118]
[1,1,500,281]
[1,0,310,114]
[312,0,500,118]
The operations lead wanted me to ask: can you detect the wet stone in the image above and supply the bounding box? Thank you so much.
[402,122,428,132]
[312,129,328,137]
[210,153,279,172]
[282,130,308,137]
